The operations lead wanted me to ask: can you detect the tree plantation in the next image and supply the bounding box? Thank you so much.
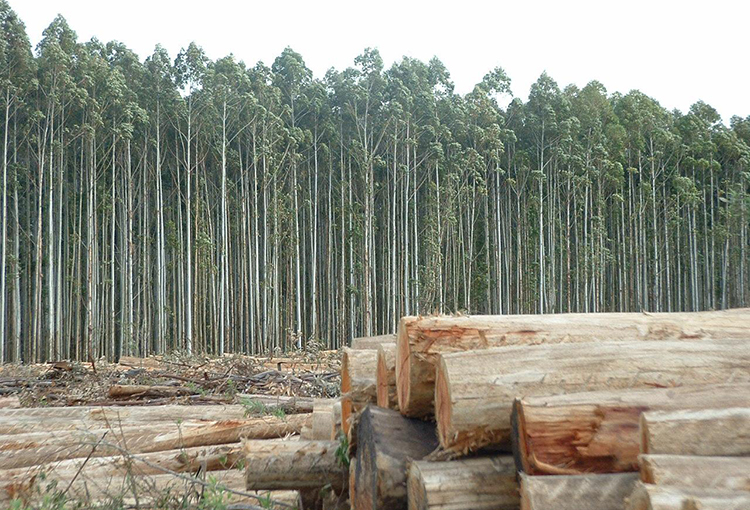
[0,2,748,363]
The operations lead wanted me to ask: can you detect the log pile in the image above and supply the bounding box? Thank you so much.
[341,309,750,509]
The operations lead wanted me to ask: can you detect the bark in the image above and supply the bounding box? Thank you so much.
[376,343,398,410]
[520,473,638,510]
[243,439,347,492]
[353,405,438,510]
[407,457,518,510]
[512,383,750,474]
[396,310,750,418]
[435,339,750,454]
[639,454,750,491]
[341,347,378,435]
[108,384,197,399]
[0,414,307,469]
[641,407,750,456]
[625,483,750,510]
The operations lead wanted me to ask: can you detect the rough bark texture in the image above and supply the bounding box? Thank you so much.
[341,348,378,435]
[0,414,308,469]
[243,439,346,492]
[352,334,396,350]
[377,343,398,410]
[520,472,638,510]
[407,456,519,510]
[0,444,243,502]
[108,384,196,399]
[354,405,438,510]
[625,483,750,510]
[512,383,750,474]
[639,454,750,491]
[641,407,750,456]
[396,311,750,418]
[435,339,750,454]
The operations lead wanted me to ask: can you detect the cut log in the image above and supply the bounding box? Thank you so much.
[641,407,750,456]
[0,413,308,469]
[311,399,335,440]
[243,439,347,492]
[639,454,750,491]
[624,483,750,510]
[0,443,243,502]
[397,310,750,418]
[435,339,750,454]
[354,405,438,510]
[341,348,378,435]
[331,400,342,440]
[512,383,750,474]
[349,457,357,507]
[407,456,519,510]
[377,343,398,410]
[236,393,315,414]
[108,384,197,398]
[351,334,396,350]
[520,472,638,510]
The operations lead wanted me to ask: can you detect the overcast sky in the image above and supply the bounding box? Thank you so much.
[12,0,750,122]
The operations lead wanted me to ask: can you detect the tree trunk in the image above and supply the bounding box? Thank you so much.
[353,406,438,510]
[639,454,750,491]
[243,439,346,492]
[512,383,750,474]
[435,339,750,454]
[641,407,750,456]
[625,483,750,510]
[397,310,750,418]
[407,457,518,510]
[520,472,638,510]
[311,398,335,440]
[341,347,378,435]
[376,343,398,410]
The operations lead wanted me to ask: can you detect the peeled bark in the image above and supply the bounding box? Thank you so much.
[243,439,346,492]
[435,340,750,454]
[641,407,750,456]
[0,444,243,502]
[625,483,750,510]
[407,457,519,510]
[0,414,308,469]
[520,472,638,510]
[377,343,398,410]
[341,348,378,435]
[352,334,396,350]
[512,383,750,474]
[354,405,438,510]
[639,454,750,491]
[397,310,750,418]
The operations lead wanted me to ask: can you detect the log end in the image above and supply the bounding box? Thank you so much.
[396,317,413,415]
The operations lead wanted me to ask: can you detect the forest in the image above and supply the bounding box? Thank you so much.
[0,2,748,363]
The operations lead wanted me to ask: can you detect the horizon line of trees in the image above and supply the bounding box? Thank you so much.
[0,1,748,363]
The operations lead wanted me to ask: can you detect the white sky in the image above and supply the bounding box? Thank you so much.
[13,0,750,122]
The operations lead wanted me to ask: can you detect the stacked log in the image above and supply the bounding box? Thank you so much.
[434,339,750,454]
[520,472,639,510]
[512,383,750,474]
[0,413,308,468]
[624,483,750,510]
[353,405,438,510]
[243,439,347,492]
[639,455,750,491]
[396,310,750,418]
[376,343,398,410]
[640,407,750,456]
[407,457,518,510]
[351,334,396,350]
[341,347,378,435]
